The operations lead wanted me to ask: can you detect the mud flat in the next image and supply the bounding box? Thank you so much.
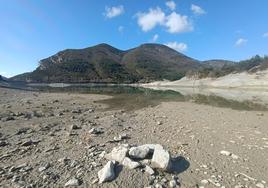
[0,87,267,188]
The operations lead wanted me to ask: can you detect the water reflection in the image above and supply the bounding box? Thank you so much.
[33,85,268,111]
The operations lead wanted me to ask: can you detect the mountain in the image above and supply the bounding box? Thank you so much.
[187,55,268,78]
[203,60,235,69]
[11,43,200,83]
[0,75,8,81]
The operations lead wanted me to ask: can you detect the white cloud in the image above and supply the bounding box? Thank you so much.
[235,38,248,47]
[136,7,165,32]
[104,5,124,18]
[165,42,188,52]
[191,4,206,15]
[118,26,124,33]
[165,12,193,33]
[166,1,176,11]
[136,7,193,34]
[263,32,268,38]
[0,72,12,78]
[152,34,159,42]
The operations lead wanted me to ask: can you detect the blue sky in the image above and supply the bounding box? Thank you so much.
[0,0,268,77]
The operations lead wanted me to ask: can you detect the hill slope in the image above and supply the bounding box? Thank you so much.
[11,43,200,83]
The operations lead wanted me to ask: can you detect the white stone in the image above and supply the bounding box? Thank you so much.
[122,157,141,169]
[256,183,264,188]
[169,180,177,188]
[201,179,209,184]
[144,165,155,175]
[129,145,150,159]
[155,183,163,188]
[65,177,80,187]
[220,150,231,156]
[151,144,171,171]
[231,154,239,159]
[98,161,115,184]
[89,128,103,135]
[105,145,128,163]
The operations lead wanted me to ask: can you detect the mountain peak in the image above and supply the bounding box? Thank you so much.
[11,43,201,83]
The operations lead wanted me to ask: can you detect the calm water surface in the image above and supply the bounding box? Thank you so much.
[33,85,268,111]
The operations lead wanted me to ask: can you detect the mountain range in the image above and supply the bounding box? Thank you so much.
[10,43,268,83]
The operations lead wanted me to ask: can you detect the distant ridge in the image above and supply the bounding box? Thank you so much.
[10,44,268,83]
[11,43,200,83]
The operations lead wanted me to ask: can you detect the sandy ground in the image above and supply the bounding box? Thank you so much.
[0,88,268,188]
[142,70,268,89]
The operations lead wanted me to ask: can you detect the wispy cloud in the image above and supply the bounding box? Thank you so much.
[166,1,176,11]
[191,4,206,15]
[118,26,124,33]
[165,42,188,52]
[104,5,124,18]
[152,34,159,42]
[235,38,248,47]
[136,7,193,33]
[263,32,268,38]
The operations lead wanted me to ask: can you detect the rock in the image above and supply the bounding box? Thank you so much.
[144,165,155,175]
[155,183,163,188]
[21,140,40,147]
[161,178,168,183]
[52,100,59,103]
[220,150,231,156]
[0,140,8,147]
[256,183,264,188]
[65,177,81,187]
[122,157,141,169]
[169,180,177,188]
[105,145,128,163]
[151,144,171,171]
[201,179,209,184]
[89,128,104,135]
[91,178,98,184]
[231,154,239,159]
[38,163,50,172]
[129,145,150,159]
[113,133,129,142]
[140,159,151,165]
[71,109,82,114]
[11,175,20,182]
[71,125,81,130]
[99,151,106,159]
[58,157,70,165]
[16,127,31,135]
[98,161,116,184]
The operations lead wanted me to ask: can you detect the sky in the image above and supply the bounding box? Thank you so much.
[0,0,268,77]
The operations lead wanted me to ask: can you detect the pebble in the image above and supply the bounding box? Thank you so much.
[64,177,80,187]
[89,128,104,135]
[105,145,128,163]
[256,183,264,188]
[98,161,116,184]
[169,180,177,188]
[38,163,50,172]
[220,150,231,156]
[122,157,141,169]
[129,145,150,159]
[201,179,209,184]
[144,165,155,175]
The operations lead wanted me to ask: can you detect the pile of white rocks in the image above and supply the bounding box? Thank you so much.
[98,144,175,184]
